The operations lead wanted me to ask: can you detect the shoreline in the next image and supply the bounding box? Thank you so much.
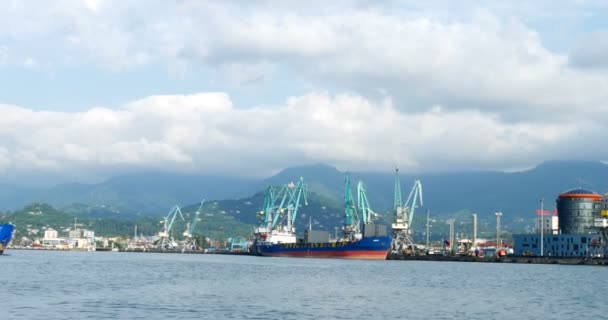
[7,247,608,265]
[387,254,608,265]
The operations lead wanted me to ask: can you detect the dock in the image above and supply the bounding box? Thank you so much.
[387,254,608,266]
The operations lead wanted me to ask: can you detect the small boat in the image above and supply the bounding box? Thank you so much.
[0,224,15,255]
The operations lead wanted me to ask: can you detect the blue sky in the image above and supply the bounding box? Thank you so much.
[0,0,607,184]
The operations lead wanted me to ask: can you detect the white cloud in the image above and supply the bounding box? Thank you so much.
[1,1,607,120]
[195,8,608,120]
[570,30,608,69]
[0,92,592,178]
[0,1,607,179]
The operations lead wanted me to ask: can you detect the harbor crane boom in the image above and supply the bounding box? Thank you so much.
[394,168,402,209]
[406,180,423,226]
[184,200,205,238]
[357,181,375,224]
[157,205,185,249]
[271,185,290,229]
[259,186,277,227]
[287,177,308,227]
[181,200,205,250]
[166,205,185,233]
[252,178,307,251]
[343,173,361,239]
[391,168,423,255]
[256,185,288,230]
[267,178,308,230]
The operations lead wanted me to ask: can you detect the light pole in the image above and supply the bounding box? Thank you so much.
[472,213,477,251]
[540,198,544,257]
[447,219,455,255]
[495,211,502,250]
[219,226,224,249]
[426,210,430,248]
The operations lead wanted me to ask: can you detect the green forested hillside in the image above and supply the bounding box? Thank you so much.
[3,160,608,240]
[6,161,608,226]
[0,203,161,239]
[0,200,258,242]
[0,189,346,242]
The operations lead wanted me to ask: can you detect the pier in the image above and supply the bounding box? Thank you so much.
[388,254,608,266]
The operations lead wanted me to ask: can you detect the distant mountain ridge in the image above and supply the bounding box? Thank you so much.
[1,172,257,215]
[2,160,608,226]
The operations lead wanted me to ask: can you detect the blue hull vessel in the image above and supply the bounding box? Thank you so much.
[0,224,14,255]
[254,236,391,260]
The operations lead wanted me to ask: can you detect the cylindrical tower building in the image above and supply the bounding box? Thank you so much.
[556,188,603,234]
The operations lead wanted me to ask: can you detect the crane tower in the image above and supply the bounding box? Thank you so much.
[157,205,185,249]
[391,168,423,255]
[182,200,205,250]
[343,173,361,240]
[252,178,307,248]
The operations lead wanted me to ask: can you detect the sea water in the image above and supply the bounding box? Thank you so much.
[1,250,604,319]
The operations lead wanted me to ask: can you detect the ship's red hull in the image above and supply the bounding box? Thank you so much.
[263,250,388,260]
[254,236,391,260]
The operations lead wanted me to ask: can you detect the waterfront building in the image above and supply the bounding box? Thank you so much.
[513,234,602,257]
[83,230,95,238]
[69,229,83,238]
[67,238,93,250]
[44,228,58,239]
[556,188,603,234]
[42,237,68,248]
[535,214,559,235]
[514,188,606,257]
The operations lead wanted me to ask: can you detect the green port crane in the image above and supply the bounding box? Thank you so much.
[286,177,308,229]
[269,177,308,232]
[272,186,290,229]
[394,168,403,209]
[343,173,361,239]
[253,178,308,248]
[228,236,248,252]
[357,181,375,225]
[183,200,204,249]
[405,179,423,226]
[258,186,278,228]
[157,205,185,249]
[391,168,423,255]
[256,185,287,230]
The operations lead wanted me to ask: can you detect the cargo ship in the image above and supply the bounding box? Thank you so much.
[251,175,391,260]
[0,224,14,255]
[253,228,391,260]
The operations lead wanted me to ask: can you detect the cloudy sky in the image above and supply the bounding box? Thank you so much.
[1,0,608,184]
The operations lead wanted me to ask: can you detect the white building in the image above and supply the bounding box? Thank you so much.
[44,228,58,239]
[67,229,96,250]
[83,230,95,239]
[67,238,93,249]
[69,229,82,238]
[535,215,559,235]
[41,238,68,248]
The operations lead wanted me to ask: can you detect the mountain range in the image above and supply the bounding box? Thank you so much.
[2,160,608,227]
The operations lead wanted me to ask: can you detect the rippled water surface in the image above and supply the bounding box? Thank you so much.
[1,250,605,319]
